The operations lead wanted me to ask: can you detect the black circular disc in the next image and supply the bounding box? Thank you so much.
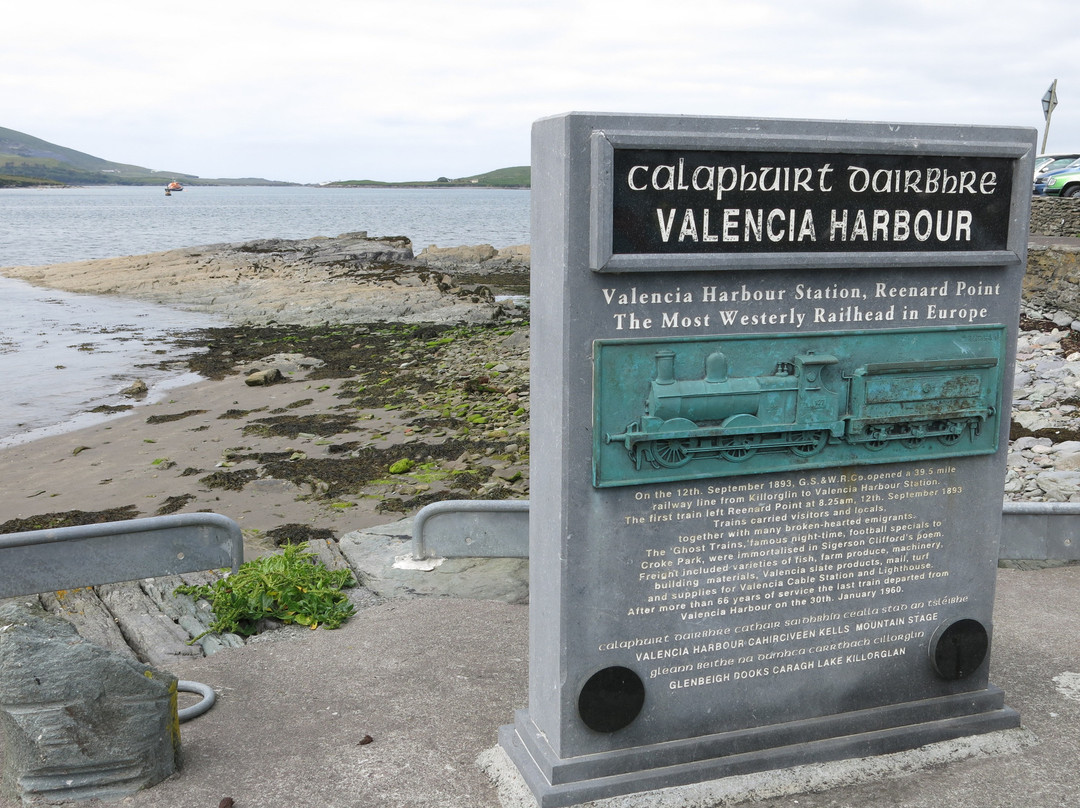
[930,618,989,680]
[578,666,645,733]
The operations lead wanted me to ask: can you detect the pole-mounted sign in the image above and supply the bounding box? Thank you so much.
[1042,79,1058,153]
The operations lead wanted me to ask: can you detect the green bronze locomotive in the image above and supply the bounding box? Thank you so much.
[605,348,999,469]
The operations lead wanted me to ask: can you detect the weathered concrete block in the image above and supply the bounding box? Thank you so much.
[0,601,181,804]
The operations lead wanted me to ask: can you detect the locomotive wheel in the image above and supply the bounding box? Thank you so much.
[790,430,828,457]
[650,418,699,468]
[936,421,963,445]
[654,438,694,468]
[899,423,928,449]
[719,435,760,462]
[863,426,889,451]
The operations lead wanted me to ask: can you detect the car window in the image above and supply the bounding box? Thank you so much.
[1044,158,1078,172]
[1035,158,1080,180]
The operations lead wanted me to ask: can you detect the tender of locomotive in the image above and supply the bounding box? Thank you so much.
[605,347,1000,469]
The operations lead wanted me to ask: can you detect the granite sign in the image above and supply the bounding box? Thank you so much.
[500,113,1034,807]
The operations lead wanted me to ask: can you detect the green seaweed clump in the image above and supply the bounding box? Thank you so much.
[174,544,356,635]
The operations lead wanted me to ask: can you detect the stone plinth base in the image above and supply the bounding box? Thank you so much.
[499,687,1019,807]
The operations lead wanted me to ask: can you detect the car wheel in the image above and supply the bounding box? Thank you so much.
[1065,186,1080,198]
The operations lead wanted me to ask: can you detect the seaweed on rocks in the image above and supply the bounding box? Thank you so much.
[242,414,358,440]
[177,323,455,381]
[0,506,141,534]
[199,469,260,491]
[146,410,207,424]
[1010,420,1080,443]
[258,439,495,500]
[266,523,337,546]
[155,494,197,515]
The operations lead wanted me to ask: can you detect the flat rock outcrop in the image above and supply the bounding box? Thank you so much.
[1,232,528,327]
[416,243,530,272]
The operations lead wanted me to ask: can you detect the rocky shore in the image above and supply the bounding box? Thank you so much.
[1007,311,1080,501]
[0,319,531,541]
[0,232,530,326]
[0,233,537,548]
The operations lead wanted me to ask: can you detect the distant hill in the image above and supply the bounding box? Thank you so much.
[0,126,528,189]
[0,126,291,187]
[327,165,530,189]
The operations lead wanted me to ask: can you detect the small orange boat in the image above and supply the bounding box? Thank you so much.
[166,181,183,192]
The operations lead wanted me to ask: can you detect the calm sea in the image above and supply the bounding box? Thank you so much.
[0,185,530,267]
[0,185,530,447]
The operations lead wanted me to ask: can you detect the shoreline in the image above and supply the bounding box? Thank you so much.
[0,234,531,545]
[0,319,530,544]
[0,369,207,451]
[3,235,1080,545]
[0,232,529,454]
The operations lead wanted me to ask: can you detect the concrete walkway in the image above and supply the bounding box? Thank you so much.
[1,566,1079,808]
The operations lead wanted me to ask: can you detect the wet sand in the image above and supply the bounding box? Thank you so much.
[0,321,531,548]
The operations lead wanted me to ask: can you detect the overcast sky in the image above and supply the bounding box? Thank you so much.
[5,0,1080,184]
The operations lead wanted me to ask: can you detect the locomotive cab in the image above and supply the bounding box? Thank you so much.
[791,353,843,431]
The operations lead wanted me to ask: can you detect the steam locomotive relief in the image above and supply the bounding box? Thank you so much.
[592,326,1006,488]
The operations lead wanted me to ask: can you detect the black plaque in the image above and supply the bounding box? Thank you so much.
[611,149,1013,256]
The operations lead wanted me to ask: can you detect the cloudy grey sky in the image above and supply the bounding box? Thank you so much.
[5,0,1079,184]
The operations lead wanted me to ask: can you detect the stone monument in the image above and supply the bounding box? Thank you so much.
[500,113,1034,806]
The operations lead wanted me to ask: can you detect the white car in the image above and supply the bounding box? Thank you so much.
[1034,153,1080,177]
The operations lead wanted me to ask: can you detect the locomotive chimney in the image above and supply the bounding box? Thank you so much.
[705,351,729,383]
[654,350,676,385]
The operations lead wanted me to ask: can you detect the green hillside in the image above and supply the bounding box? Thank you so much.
[0,126,291,187]
[0,126,198,186]
[456,166,530,187]
[0,125,527,188]
[328,165,530,188]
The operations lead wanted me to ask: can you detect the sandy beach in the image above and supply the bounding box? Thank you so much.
[0,236,531,547]
[0,320,530,546]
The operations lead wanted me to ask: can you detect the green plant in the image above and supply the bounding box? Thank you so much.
[174,544,356,635]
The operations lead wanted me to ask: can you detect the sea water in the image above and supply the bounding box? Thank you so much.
[0,278,222,447]
[0,186,530,446]
[0,185,530,267]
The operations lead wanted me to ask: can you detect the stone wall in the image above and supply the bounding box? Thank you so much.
[1026,198,1080,320]
[1025,244,1080,322]
[1030,196,1080,237]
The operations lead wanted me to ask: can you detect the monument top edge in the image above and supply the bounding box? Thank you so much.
[534,111,1038,146]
